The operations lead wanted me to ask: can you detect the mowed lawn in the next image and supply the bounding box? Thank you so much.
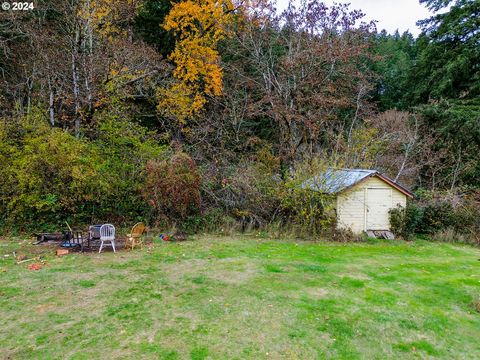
[1,235,479,359]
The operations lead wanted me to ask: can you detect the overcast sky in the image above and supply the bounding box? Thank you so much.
[276,0,435,36]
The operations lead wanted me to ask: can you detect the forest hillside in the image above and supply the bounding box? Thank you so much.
[0,0,478,241]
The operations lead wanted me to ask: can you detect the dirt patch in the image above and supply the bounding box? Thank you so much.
[162,259,209,282]
[287,287,330,300]
[305,287,329,298]
[35,304,56,314]
[161,258,259,286]
[342,265,373,281]
[341,273,371,281]
[208,261,258,285]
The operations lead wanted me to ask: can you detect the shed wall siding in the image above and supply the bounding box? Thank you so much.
[337,189,366,233]
[336,176,407,233]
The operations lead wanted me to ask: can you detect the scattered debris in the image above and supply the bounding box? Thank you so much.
[17,258,35,264]
[366,230,395,239]
[56,249,69,256]
[13,253,44,265]
[33,232,64,245]
[160,234,171,242]
[160,232,188,242]
[15,253,28,262]
[173,231,188,241]
[27,263,43,271]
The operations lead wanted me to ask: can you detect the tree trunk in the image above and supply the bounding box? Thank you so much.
[48,80,55,126]
[450,147,462,190]
[395,114,419,182]
[71,31,81,137]
[26,74,33,115]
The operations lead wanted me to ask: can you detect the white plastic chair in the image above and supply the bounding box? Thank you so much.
[99,224,116,253]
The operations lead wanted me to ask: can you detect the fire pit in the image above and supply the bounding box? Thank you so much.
[33,224,117,252]
[33,232,66,244]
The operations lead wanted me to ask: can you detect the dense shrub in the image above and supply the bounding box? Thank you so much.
[331,228,363,243]
[389,203,423,239]
[91,112,167,221]
[277,181,335,235]
[201,160,280,230]
[452,193,480,240]
[142,152,201,225]
[4,111,475,239]
[181,209,239,234]
[390,190,480,244]
[435,192,480,246]
[421,201,455,233]
[276,160,336,235]
[0,110,167,230]
[0,114,105,227]
[200,155,337,235]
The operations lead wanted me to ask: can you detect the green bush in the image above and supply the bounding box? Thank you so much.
[277,182,335,235]
[389,202,423,239]
[0,109,167,230]
[421,201,455,234]
[450,193,480,245]
[0,114,105,227]
[92,110,168,221]
[200,155,338,235]
[389,191,480,244]
[276,160,336,235]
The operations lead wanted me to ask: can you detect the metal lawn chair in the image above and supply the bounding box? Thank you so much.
[99,224,116,253]
[61,230,87,252]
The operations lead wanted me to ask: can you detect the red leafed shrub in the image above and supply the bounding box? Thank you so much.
[142,153,201,222]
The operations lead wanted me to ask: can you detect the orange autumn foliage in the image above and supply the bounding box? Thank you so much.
[158,0,236,124]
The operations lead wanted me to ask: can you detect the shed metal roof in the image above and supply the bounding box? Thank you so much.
[301,168,414,198]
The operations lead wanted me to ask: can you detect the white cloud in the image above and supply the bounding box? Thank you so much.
[275,0,436,36]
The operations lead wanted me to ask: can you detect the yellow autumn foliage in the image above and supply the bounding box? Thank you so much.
[158,0,236,124]
[78,0,141,40]
[157,82,206,123]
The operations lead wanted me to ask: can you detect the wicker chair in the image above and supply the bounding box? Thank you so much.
[125,222,146,250]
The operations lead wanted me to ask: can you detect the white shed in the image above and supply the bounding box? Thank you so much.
[302,169,414,234]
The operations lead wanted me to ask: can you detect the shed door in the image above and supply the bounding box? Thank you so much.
[366,188,392,230]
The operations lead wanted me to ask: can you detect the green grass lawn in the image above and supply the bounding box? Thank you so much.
[1,235,479,359]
